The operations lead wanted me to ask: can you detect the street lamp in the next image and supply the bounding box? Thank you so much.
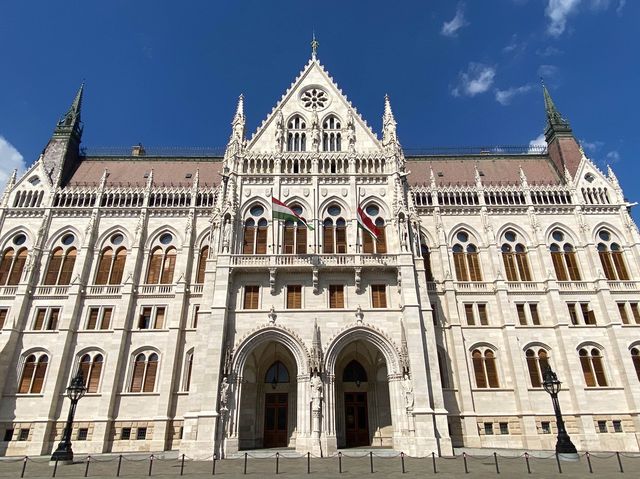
[542,366,578,456]
[51,369,87,463]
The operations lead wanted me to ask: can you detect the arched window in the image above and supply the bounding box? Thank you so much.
[322,115,342,152]
[596,229,629,280]
[95,233,127,285]
[282,204,307,254]
[453,231,482,281]
[342,360,368,383]
[421,244,434,282]
[525,348,550,388]
[287,115,307,152]
[265,361,290,385]
[146,233,177,284]
[631,347,640,382]
[472,348,499,388]
[501,230,532,281]
[78,353,103,393]
[549,230,580,281]
[18,352,48,394]
[362,204,386,254]
[579,347,607,387]
[196,245,209,283]
[243,204,268,254]
[44,233,78,285]
[183,350,194,391]
[323,204,347,254]
[0,247,27,286]
[130,352,159,393]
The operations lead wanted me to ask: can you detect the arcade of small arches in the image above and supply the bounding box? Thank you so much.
[286,113,344,153]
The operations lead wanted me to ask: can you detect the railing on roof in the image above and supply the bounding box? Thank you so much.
[80,146,226,157]
[403,146,547,156]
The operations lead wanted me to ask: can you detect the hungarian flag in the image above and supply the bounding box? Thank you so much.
[357,206,380,240]
[272,197,314,230]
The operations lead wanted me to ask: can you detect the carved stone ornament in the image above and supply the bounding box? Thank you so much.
[269,268,277,294]
[354,267,362,293]
[268,305,277,324]
[312,268,319,294]
[355,305,364,324]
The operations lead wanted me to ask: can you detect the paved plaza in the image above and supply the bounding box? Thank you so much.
[0,450,639,478]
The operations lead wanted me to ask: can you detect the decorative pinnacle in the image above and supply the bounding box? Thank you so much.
[541,80,570,131]
[311,32,319,60]
[235,94,244,119]
[383,94,396,124]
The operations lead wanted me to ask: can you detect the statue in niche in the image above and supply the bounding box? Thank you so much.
[219,376,230,411]
[311,110,320,152]
[347,110,356,153]
[402,373,414,410]
[310,374,323,411]
[222,217,231,252]
[275,111,285,152]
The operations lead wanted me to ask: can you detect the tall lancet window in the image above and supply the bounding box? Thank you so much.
[501,230,532,281]
[286,115,307,152]
[596,229,629,280]
[322,115,341,152]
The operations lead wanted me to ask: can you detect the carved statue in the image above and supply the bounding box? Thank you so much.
[275,111,285,152]
[402,373,414,410]
[222,217,231,252]
[311,111,320,152]
[310,374,323,411]
[346,110,356,153]
[219,376,230,411]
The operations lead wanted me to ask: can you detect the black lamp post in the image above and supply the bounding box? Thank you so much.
[542,366,578,455]
[51,370,87,463]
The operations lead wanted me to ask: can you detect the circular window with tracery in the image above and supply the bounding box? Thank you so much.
[300,87,329,111]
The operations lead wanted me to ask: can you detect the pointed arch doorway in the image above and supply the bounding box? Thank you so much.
[343,359,370,447]
[263,360,289,447]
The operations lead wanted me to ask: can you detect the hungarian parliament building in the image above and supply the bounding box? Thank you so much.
[1,50,639,459]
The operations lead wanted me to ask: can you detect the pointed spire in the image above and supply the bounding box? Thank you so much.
[229,94,245,146]
[99,168,109,189]
[607,164,621,190]
[382,94,399,149]
[5,169,17,190]
[429,166,436,188]
[311,32,319,60]
[519,165,528,188]
[474,164,483,188]
[541,80,571,138]
[55,82,84,138]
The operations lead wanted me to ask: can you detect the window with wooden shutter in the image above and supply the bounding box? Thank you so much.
[47,308,59,330]
[287,285,302,309]
[58,248,76,285]
[362,230,374,254]
[371,284,387,308]
[87,355,103,393]
[154,307,166,329]
[526,349,541,387]
[95,248,113,284]
[336,221,347,253]
[243,222,256,254]
[464,304,475,325]
[516,251,532,281]
[0,249,13,285]
[529,304,541,325]
[375,220,387,254]
[256,221,268,254]
[551,251,568,280]
[87,308,100,329]
[296,226,307,254]
[196,246,208,283]
[130,354,146,392]
[591,350,607,386]
[472,350,486,388]
[8,248,27,285]
[101,307,113,329]
[323,220,334,253]
[516,304,527,325]
[139,307,152,329]
[579,349,595,387]
[184,352,193,391]
[618,303,629,324]
[502,250,517,281]
[565,251,581,280]
[146,248,163,284]
[160,248,176,284]
[0,309,7,329]
[630,303,640,324]
[612,251,629,280]
[44,248,64,285]
[143,354,158,392]
[329,285,344,309]
[599,251,616,280]
[421,245,434,282]
[79,354,92,387]
[283,224,295,254]
[192,305,200,328]
[31,356,48,393]
[453,250,468,281]
[567,303,579,325]
[110,248,127,284]
[243,285,259,309]
[484,350,499,388]
[18,355,36,393]
[33,308,47,330]
[477,304,488,325]
[467,252,482,281]
[631,348,640,381]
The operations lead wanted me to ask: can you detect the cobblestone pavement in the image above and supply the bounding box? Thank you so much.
[0,451,639,478]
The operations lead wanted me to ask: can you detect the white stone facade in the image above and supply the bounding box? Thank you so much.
[1,55,639,459]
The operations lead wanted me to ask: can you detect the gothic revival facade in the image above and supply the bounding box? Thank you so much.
[1,51,639,458]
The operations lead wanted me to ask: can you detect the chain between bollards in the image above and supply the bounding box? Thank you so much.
[338,452,342,473]
[148,454,154,476]
[180,453,186,476]
[116,454,122,477]
[370,451,374,473]
[85,456,91,477]
[555,452,563,474]
[616,451,624,473]
[463,452,469,474]
[243,452,248,475]
[586,452,593,474]
[276,452,279,474]
[432,451,437,474]
[494,452,500,474]
[524,452,531,474]
[20,456,27,478]
[401,451,405,473]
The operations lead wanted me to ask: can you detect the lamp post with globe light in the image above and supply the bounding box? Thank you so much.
[542,366,578,457]
[51,370,86,463]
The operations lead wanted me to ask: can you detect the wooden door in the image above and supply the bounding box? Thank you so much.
[264,393,288,447]
[344,392,369,447]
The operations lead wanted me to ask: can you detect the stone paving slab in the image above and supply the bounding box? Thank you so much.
[0,452,638,478]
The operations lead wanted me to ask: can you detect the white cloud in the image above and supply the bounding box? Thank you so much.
[0,136,25,184]
[545,0,582,36]
[580,139,604,152]
[528,133,547,152]
[616,0,626,14]
[538,64,559,81]
[502,34,527,55]
[606,150,621,163]
[536,46,564,57]
[495,84,533,105]
[441,3,468,37]
[451,63,496,97]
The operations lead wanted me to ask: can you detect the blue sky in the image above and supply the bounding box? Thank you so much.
[0,0,638,214]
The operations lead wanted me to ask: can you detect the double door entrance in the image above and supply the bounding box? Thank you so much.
[344,392,369,447]
[264,393,288,447]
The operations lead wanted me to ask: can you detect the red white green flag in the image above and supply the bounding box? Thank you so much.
[357,205,380,240]
[272,197,314,230]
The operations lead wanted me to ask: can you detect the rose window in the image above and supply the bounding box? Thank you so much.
[301,88,328,110]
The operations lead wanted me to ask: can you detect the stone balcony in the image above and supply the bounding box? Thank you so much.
[85,284,123,297]
[229,253,399,270]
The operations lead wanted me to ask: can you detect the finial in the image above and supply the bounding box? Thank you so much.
[311,32,319,60]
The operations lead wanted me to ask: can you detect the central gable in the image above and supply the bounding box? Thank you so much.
[246,58,382,154]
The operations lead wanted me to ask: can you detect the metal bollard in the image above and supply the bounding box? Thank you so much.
[338,452,342,473]
[524,452,531,474]
[20,457,27,478]
[463,452,469,474]
[85,456,91,477]
[52,458,59,478]
[212,454,217,475]
[180,454,186,476]
[432,451,437,474]
[586,452,593,474]
[148,454,154,476]
[244,452,248,475]
[494,452,500,474]
[117,454,123,477]
[276,452,280,474]
[401,451,405,474]
[307,452,311,474]
[370,451,374,473]
[555,452,563,474]
[616,452,624,473]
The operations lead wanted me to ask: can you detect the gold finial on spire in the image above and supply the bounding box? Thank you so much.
[311,32,319,60]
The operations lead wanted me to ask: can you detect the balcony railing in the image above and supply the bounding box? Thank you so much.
[557,281,592,292]
[0,286,18,297]
[608,280,640,291]
[506,281,545,292]
[453,281,493,293]
[138,284,175,295]
[230,254,398,268]
[34,286,70,296]
[86,285,123,296]
[191,284,204,294]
